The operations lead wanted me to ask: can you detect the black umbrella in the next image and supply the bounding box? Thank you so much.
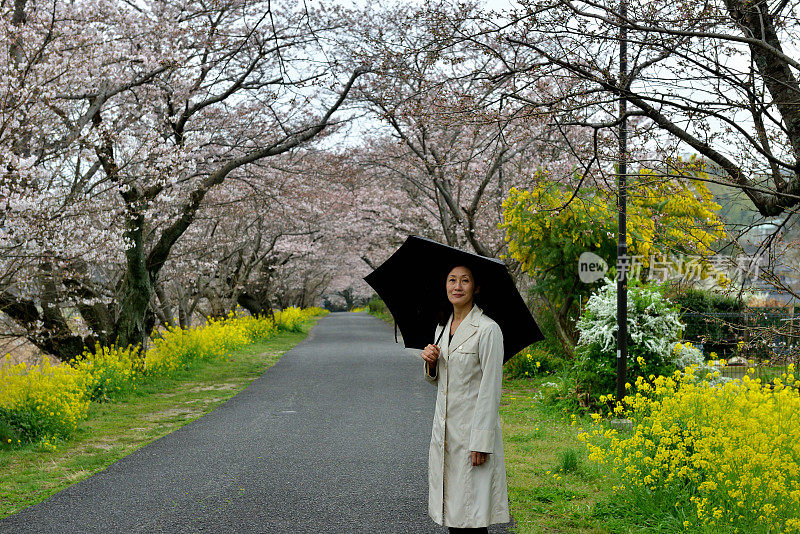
[363,235,543,362]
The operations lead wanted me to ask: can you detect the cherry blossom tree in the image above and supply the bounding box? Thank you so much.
[0,0,367,360]
[153,146,396,321]
[346,1,583,261]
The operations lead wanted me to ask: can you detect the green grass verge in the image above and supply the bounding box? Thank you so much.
[0,321,317,519]
[366,298,394,325]
[501,377,614,534]
[370,310,394,324]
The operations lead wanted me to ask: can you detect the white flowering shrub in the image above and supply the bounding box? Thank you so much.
[574,278,692,399]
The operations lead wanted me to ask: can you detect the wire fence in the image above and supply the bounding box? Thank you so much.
[680,307,800,363]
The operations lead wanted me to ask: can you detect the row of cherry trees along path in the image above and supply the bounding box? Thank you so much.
[0,0,373,360]
[2,0,799,361]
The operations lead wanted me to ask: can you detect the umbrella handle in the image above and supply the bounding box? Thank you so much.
[434,326,445,348]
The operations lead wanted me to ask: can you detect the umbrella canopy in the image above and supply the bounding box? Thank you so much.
[364,235,543,362]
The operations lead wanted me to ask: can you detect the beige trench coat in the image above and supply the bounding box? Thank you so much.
[424,304,510,528]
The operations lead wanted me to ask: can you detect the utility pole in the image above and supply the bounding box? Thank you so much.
[616,0,629,404]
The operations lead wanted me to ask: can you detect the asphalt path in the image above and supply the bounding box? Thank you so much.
[1,312,512,534]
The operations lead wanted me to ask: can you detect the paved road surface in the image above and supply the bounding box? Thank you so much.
[1,312,512,533]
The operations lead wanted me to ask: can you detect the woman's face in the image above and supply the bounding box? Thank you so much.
[446,266,477,308]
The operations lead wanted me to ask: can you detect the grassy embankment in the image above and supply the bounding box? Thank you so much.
[0,322,316,519]
[365,303,616,533]
[502,378,617,534]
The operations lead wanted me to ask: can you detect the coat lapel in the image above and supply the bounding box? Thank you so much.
[448,305,482,355]
[438,315,453,361]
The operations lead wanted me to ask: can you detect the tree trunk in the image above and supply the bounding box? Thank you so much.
[154,281,175,327]
[112,204,152,349]
[114,272,153,349]
[237,292,272,317]
[0,292,90,362]
[435,187,460,246]
[540,289,578,360]
[178,299,190,329]
[552,311,577,359]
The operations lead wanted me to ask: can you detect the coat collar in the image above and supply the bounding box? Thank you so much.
[447,304,483,355]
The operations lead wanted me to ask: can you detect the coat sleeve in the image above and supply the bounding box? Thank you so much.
[424,360,438,383]
[469,322,504,453]
[424,325,441,384]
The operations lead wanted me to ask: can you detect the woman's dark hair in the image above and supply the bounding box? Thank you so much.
[436,263,483,325]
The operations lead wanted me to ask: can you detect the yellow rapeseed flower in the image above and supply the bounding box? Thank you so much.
[581,365,800,531]
[2,307,326,446]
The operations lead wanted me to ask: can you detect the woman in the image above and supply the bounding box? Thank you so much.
[420,264,510,533]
